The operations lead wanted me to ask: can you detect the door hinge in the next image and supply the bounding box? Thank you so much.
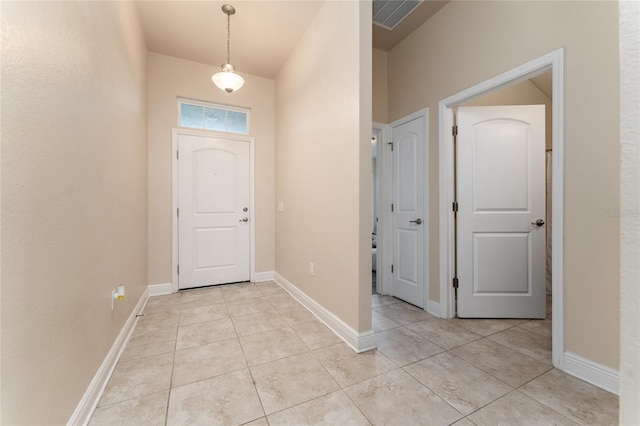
[391,265,394,274]
[177,265,180,275]
[452,277,459,288]
[452,201,458,212]
[388,142,394,151]
[391,204,394,212]
[176,150,179,160]
[177,207,179,217]
[452,125,458,136]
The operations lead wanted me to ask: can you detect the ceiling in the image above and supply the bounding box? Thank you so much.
[136,0,445,79]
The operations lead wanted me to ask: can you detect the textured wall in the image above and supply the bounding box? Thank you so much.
[1,2,148,423]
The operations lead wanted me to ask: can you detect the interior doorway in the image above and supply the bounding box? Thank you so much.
[439,49,565,369]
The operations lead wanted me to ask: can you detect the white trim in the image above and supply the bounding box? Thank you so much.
[171,128,256,293]
[389,109,429,311]
[426,300,441,318]
[438,48,565,370]
[252,271,275,282]
[147,283,173,297]
[67,289,149,425]
[274,272,377,353]
[564,351,620,395]
[373,122,391,295]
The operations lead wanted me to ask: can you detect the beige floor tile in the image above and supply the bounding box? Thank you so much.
[89,391,168,426]
[276,303,316,326]
[372,310,401,333]
[312,343,397,387]
[291,320,342,350]
[267,292,300,309]
[520,369,619,425]
[344,369,463,426]
[488,326,552,365]
[171,338,247,387]
[144,293,182,314]
[255,281,283,295]
[371,294,399,308]
[405,353,512,415]
[167,369,264,426]
[239,327,309,366]
[226,297,274,317]
[221,283,264,302]
[180,287,224,308]
[251,352,340,415]
[449,318,526,337]
[406,318,481,350]
[517,318,552,339]
[132,310,179,336]
[267,390,371,426]
[468,391,579,426]
[120,328,177,360]
[375,327,444,366]
[232,310,289,336]
[179,302,229,326]
[451,419,477,426]
[373,302,434,325]
[176,318,236,350]
[243,418,269,426]
[99,353,173,406]
[450,339,552,388]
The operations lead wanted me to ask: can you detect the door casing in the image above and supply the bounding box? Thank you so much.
[172,128,256,293]
[438,48,565,369]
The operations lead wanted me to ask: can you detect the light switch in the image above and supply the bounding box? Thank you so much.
[278,201,284,212]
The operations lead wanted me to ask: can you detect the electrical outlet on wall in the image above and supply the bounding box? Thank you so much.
[309,262,315,276]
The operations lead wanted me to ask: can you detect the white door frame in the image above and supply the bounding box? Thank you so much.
[373,122,391,295]
[172,128,256,293]
[438,48,565,369]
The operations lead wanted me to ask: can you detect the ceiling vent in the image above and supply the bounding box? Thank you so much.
[373,0,422,31]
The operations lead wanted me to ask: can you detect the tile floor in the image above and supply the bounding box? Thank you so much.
[90,282,619,426]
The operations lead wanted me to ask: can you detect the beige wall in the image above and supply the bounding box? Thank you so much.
[373,48,389,123]
[1,2,148,424]
[388,1,620,369]
[147,53,275,285]
[463,76,553,150]
[275,0,372,332]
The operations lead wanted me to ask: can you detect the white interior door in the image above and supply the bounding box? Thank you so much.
[392,113,426,308]
[457,105,545,318]
[178,133,250,289]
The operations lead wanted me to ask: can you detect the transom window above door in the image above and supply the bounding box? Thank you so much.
[178,98,250,135]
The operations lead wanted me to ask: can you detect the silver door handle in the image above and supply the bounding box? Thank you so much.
[410,218,423,225]
[239,217,249,223]
[532,219,545,226]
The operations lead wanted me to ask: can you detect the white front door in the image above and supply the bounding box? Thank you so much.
[177,133,250,289]
[457,105,545,318]
[392,113,426,308]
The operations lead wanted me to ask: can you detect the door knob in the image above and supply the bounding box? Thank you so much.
[239,217,249,223]
[532,219,545,227]
[410,218,423,225]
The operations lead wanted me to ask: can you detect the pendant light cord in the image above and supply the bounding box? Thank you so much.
[226,11,231,65]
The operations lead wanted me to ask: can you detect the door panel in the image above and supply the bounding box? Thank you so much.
[457,105,545,318]
[178,134,250,289]
[392,114,426,308]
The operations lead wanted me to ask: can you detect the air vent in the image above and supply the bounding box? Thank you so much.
[373,0,422,31]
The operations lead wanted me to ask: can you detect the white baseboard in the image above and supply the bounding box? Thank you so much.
[564,351,620,395]
[147,283,173,297]
[253,271,275,282]
[274,272,376,353]
[68,289,149,425]
[426,299,441,317]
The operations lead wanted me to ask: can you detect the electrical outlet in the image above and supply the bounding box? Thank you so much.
[309,262,315,276]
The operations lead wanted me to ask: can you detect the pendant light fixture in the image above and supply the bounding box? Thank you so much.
[212,4,244,93]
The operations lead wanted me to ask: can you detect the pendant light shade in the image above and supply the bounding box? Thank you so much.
[212,63,245,93]
[213,5,244,93]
